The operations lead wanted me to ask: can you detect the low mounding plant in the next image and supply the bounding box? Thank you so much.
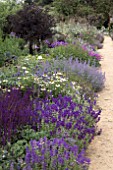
[23,137,90,170]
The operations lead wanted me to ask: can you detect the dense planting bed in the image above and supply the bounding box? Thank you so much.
[0,42,104,169]
[0,1,106,169]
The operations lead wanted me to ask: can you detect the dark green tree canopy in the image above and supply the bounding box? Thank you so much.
[24,0,53,5]
[53,0,113,23]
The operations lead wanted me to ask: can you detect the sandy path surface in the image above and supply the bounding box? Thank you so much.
[87,36,113,170]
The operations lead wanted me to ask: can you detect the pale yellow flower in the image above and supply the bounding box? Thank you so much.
[22,66,27,70]
[25,70,29,74]
[3,79,8,83]
[37,55,43,60]
[56,84,60,87]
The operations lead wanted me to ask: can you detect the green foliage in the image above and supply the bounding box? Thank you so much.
[0,54,95,103]
[53,21,102,46]
[0,0,22,30]
[0,126,50,169]
[91,0,113,16]
[0,58,84,101]
[24,0,53,5]
[79,31,96,44]
[48,44,100,66]
[0,33,28,67]
[52,0,113,25]
[53,0,79,16]
[76,4,94,17]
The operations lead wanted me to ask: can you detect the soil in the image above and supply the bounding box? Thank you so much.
[87,36,113,170]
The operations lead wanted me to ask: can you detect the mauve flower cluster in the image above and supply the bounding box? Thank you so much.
[23,137,90,170]
[0,88,38,145]
[82,45,102,61]
[88,51,101,61]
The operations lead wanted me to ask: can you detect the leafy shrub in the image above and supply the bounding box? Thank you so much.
[48,44,101,66]
[53,0,78,16]
[38,0,54,5]
[53,21,104,47]
[0,0,22,30]
[76,4,94,17]
[0,33,28,67]
[78,32,104,49]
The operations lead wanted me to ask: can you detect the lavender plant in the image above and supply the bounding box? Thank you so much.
[52,58,105,92]
[23,137,90,170]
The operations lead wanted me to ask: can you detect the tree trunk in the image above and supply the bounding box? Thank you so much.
[29,41,33,55]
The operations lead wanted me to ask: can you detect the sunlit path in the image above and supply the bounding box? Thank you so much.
[87,36,113,170]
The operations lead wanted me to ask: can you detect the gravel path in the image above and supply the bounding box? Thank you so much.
[87,36,113,170]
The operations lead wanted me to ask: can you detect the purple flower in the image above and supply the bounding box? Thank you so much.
[0,88,38,145]
[50,41,68,48]
[10,32,16,37]
[58,156,64,165]
[24,137,90,169]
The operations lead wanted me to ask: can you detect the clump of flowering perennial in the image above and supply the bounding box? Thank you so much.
[82,45,102,61]
[33,94,101,149]
[35,58,105,92]
[45,39,102,62]
[23,137,90,170]
[0,88,38,145]
[52,58,105,92]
